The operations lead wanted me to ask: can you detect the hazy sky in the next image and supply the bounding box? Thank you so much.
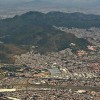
[0,0,99,4]
[0,0,100,16]
[0,0,100,9]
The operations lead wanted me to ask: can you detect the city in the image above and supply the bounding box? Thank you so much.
[0,0,100,100]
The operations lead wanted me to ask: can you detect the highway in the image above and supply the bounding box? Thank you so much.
[9,84,100,92]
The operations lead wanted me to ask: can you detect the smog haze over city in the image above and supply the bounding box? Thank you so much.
[1,0,100,18]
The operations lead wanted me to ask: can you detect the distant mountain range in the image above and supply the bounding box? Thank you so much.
[1,11,100,63]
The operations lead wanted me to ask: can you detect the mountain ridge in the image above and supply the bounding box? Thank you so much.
[0,11,98,63]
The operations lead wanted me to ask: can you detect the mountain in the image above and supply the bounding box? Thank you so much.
[0,11,99,63]
[0,44,28,63]
[1,11,100,34]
